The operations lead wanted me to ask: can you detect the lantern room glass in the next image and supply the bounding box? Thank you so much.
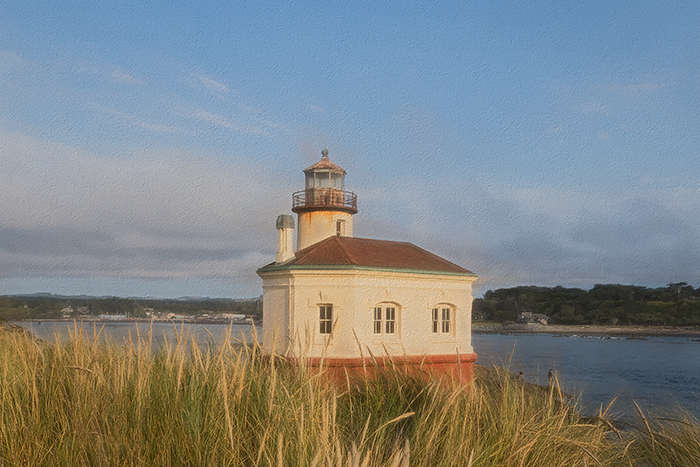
[331,172,343,190]
[305,171,344,190]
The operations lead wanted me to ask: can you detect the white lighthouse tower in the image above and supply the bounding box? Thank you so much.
[292,149,357,250]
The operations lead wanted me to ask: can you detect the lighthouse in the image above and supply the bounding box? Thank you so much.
[292,148,357,250]
[258,149,478,384]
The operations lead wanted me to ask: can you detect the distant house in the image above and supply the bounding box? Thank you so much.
[99,314,127,320]
[517,312,550,325]
[218,313,247,322]
[61,306,73,319]
[166,313,188,320]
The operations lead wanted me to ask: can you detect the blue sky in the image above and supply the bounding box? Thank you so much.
[1,1,698,298]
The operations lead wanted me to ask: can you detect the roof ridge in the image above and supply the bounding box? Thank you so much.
[346,236,414,246]
[397,241,467,270]
[333,236,356,264]
[294,237,329,256]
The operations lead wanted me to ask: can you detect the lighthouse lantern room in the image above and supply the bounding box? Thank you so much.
[292,149,357,250]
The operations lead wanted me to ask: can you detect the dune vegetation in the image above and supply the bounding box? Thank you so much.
[0,322,698,466]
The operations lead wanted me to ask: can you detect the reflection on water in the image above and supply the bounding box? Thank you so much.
[12,321,700,419]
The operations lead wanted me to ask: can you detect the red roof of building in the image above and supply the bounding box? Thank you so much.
[259,236,475,275]
[303,150,346,174]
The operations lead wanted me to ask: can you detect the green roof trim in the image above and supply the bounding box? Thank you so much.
[257,264,478,277]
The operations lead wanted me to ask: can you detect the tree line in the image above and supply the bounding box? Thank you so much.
[4,282,700,326]
[0,295,262,321]
[473,283,700,326]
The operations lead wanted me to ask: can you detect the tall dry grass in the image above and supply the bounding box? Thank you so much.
[629,401,700,467]
[0,323,695,466]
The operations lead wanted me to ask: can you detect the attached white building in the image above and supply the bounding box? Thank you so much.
[257,150,478,382]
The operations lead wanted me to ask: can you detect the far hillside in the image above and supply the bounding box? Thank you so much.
[473,283,700,326]
[4,283,700,327]
[0,295,262,322]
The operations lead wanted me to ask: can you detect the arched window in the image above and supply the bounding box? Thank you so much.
[373,303,399,335]
[431,305,454,335]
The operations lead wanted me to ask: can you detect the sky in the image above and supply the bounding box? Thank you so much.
[1,1,698,299]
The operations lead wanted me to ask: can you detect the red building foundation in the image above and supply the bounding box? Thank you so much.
[297,353,477,389]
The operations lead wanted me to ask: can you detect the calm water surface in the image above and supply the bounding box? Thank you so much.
[13,321,700,419]
[473,333,700,419]
[14,320,257,347]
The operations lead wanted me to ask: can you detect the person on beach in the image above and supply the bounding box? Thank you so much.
[548,369,553,385]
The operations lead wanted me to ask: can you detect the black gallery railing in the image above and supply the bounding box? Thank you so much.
[292,188,357,211]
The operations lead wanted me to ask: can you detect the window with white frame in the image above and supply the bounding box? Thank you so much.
[432,305,453,334]
[373,304,397,335]
[319,305,333,334]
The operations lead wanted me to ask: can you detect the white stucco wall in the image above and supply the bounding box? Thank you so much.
[260,273,293,355]
[296,211,354,251]
[259,268,476,359]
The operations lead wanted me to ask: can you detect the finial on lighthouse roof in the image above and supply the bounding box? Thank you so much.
[303,148,346,174]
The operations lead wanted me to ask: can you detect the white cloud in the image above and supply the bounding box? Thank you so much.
[110,68,143,85]
[2,129,697,298]
[190,109,269,135]
[0,130,293,294]
[93,104,184,133]
[251,117,294,135]
[359,175,700,296]
[191,109,236,129]
[73,62,144,86]
[0,50,27,72]
[194,74,230,95]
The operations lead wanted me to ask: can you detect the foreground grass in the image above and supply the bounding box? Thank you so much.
[0,324,696,466]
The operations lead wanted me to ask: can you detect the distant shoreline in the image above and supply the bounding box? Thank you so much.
[10,319,700,338]
[17,317,260,326]
[472,323,700,338]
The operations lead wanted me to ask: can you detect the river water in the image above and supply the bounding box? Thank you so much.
[13,321,700,419]
[14,320,257,348]
[473,332,700,419]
